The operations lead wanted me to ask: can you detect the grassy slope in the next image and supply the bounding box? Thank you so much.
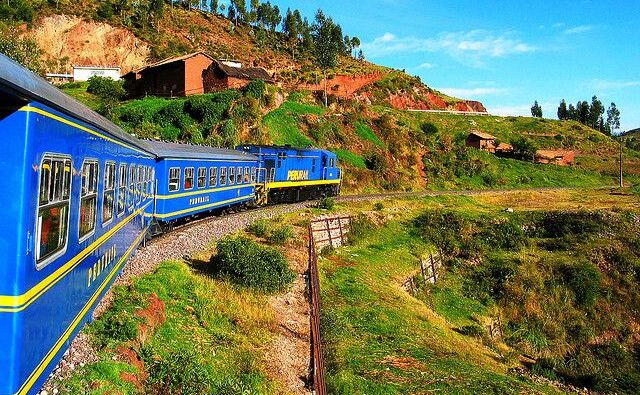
[319,189,640,394]
[321,220,556,394]
[60,260,281,394]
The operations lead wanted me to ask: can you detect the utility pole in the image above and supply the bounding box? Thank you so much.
[619,133,624,188]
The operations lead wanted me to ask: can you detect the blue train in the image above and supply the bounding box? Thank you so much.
[0,53,341,395]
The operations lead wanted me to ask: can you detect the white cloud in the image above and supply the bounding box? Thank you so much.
[564,25,594,34]
[593,79,640,90]
[416,62,435,69]
[361,30,536,67]
[437,87,509,97]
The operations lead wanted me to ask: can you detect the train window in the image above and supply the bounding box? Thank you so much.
[312,158,317,173]
[209,167,218,187]
[220,167,227,186]
[251,167,257,183]
[330,158,335,167]
[128,165,135,210]
[117,164,126,217]
[168,167,180,192]
[237,166,243,184]
[197,167,207,188]
[228,167,235,185]
[136,166,143,204]
[142,167,148,199]
[36,155,71,266]
[244,167,250,183]
[102,162,116,225]
[184,167,194,190]
[150,168,155,196]
[79,160,99,241]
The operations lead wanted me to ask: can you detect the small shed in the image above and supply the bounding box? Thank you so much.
[73,65,121,82]
[466,131,498,152]
[535,150,575,166]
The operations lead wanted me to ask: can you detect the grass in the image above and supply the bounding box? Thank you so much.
[320,220,559,394]
[334,148,367,168]
[60,82,102,110]
[262,101,324,146]
[59,260,281,394]
[354,121,385,148]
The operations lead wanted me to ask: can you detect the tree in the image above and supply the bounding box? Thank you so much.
[357,49,365,61]
[312,9,341,106]
[588,95,604,129]
[230,0,246,25]
[149,0,165,31]
[530,101,542,118]
[283,8,301,57]
[0,31,42,73]
[350,36,361,57]
[606,103,621,135]
[568,103,577,121]
[577,101,590,125]
[209,0,218,14]
[557,99,568,120]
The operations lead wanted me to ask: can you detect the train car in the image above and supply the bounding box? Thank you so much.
[148,141,259,224]
[237,145,341,205]
[0,54,156,395]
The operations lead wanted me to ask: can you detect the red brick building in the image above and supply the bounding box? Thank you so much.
[123,52,273,98]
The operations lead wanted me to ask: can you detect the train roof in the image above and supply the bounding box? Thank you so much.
[0,53,153,154]
[145,140,258,161]
[239,145,336,156]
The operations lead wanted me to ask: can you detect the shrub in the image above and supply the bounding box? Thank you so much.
[213,236,294,293]
[464,256,517,304]
[145,348,213,395]
[479,219,527,251]
[247,219,269,238]
[374,202,384,211]
[268,225,294,245]
[86,76,125,101]
[317,197,335,210]
[420,122,439,136]
[510,136,538,161]
[244,79,266,99]
[221,119,238,148]
[364,152,386,172]
[158,100,188,128]
[557,260,601,309]
[91,310,138,347]
[456,324,485,338]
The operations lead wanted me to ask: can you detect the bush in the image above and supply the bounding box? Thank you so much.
[158,100,188,128]
[213,236,294,293]
[221,119,238,148]
[145,348,213,395]
[479,219,527,251]
[91,310,138,347]
[420,122,439,136]
[464,256,517,304]
[268,225,294,245]
[457,324,485,338]
[87,76,125,101]
[247,219,269,238]
[317,197,335,210]
[510,136,538,161]
[364,153,386,172]
[374,202,384,211]
[557,260,601,309]
[244,79,266,99]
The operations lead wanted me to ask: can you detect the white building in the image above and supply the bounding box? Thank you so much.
[72,65,121,82]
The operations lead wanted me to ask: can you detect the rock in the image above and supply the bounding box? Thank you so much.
[504,208,514,213]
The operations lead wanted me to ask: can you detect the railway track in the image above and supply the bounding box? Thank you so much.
[39,186,586,394]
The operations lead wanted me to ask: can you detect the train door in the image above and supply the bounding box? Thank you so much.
[264,158,275,182]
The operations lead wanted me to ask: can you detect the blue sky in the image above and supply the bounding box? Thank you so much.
[249,0,640,131]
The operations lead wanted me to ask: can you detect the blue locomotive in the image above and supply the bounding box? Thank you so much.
[0,53,341,395]
[238,145,341,205]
